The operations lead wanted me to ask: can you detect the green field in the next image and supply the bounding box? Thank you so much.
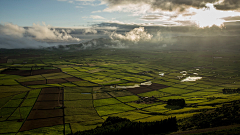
[0,48,240,134]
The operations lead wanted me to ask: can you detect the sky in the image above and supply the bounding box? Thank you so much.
[1,0,240,49]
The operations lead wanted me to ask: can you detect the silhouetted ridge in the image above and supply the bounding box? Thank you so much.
[72,116,178,135]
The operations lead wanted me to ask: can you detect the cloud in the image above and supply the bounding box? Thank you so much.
[84,28,98,34]
[75,6,83,8]
[92,10,102,13]
[101,0,219,13]
[27,22,80,42]
[0,22,80,49]
[0,23,48,49]
[214,0,240,10]
[141,15,164,20]
[90,15,105,19]
[76,0,95,1]
[110,27,153,43]
[0,23,25,38]
[222,16,240,21]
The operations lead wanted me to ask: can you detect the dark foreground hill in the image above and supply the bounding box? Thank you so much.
[72,116,178,135]
[72,100,240,135]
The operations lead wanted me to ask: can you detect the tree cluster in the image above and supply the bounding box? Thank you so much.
[167,99,185,107]
[222,88,240,94]
[179,100,240,131]
[72,116,178,135]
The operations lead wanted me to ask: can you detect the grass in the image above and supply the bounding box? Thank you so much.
[185,86,205,91]
[185,98,208,104]
[137,115,169,122]
[3,99,23,108]
[65,100,93,108]
[94,98,121,107]
[159,87,194,95]
[126,102,161,109]
[28,85,55,89]
[0,85,30,93]
[95,103,135,116]
[26,89,41,99]
[93,92,112,99]
[166,106,215,114]
[142,104,169,113]
[116,95,139,102]
[0,121,23,133]
[72,81,98,87]
[102,110,151,121]
[138,90,169,98]
[108,90,133,97]
[170,112,201,120]
[122,77,146,82]
[138,112,200,122]
[0,93,18,99]
[118,83,137,86]
[0,96,13,108]
[65,114,100,123]
[65,93,92,100]
[1,46,240,134]
[181,91,219,97]
[0,74,22,80]
[0,108,16,121]
[160,96,189,101]
[21,98,37,107]
[101,79,127,85]
[65,107,97,116]
[198,95,240,105]
[61,83,77,87]
[12,92,27,100]
[17,124,66,135]
[70,123,98,133]
[0,79,19,85]
[65,87,92,93]
[16,75,45,82]
[7,107,32,120]
[41,72,71,79]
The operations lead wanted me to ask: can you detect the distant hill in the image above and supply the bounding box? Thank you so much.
[47,35,240,51]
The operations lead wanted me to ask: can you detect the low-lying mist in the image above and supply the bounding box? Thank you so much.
[1,22,240,51]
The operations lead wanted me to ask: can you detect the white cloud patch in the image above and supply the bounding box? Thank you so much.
[84,28,98,34]
[0,23,25,38]
[0,22,80,49]
[92,10,102,13]
[110,27,153,43]
[27,22,80,42]
[141,15,163,20]
[90,15,105,19]
[75,6,83,8]
[100,0,240,28]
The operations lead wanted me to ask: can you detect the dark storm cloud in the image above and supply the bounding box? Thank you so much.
[102,0,219,12]
[94,21,240,37]
[214,0,240,10]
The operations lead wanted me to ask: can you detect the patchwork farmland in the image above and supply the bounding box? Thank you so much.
[0,49,240,134]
